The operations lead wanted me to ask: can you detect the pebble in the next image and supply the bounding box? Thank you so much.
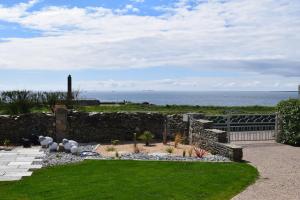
[43,144,230,167]
[42,143,100,167]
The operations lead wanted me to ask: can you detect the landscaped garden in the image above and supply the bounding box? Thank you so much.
[0,160,258,200]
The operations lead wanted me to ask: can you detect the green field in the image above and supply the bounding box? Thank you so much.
[78,104,276,115]
[0,103,276,115]
[0,160,258,200]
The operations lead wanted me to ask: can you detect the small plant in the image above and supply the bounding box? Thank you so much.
[194,147,206,158]
[111,140,120,145]
[188,148,193,157]
[106,146,116,152]
[138,131,154,146]
[165,147,174,153]
[174,133,182,148]
[3,139,10,147]
[182,149,186,157]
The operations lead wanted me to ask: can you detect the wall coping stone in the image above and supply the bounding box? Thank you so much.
[205,129,226,133]
[196,119,212,123]
[218,143,242,149]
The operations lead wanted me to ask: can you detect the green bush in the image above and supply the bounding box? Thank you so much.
[138,131,154,146]
[277,99,300,146]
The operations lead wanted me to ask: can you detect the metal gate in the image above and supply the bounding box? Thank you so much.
[205,114,277,142]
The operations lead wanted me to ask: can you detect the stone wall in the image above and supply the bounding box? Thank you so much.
[67,112,165,142]
[0,112,172,144]
[189,118,243,161]
[0,113,55,144]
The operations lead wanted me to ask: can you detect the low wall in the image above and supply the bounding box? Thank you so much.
[67,112,165,142]
[189,118,243,161]
[0,112,177,144]
[0,113,55,144]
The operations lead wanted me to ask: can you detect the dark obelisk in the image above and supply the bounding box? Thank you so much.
[67,75,73,101]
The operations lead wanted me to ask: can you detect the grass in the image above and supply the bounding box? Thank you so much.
[0,160,258,200]
[0,103,276,115]
[78,104,276,114]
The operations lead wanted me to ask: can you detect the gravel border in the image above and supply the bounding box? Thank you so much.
[42,144,230,167]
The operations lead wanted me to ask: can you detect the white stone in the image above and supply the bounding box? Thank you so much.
[49,142,58,152]
[70,146,78,154]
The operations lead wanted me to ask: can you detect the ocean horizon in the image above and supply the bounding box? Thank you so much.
[80,91,299,106]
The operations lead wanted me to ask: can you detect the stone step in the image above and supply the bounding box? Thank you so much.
[4,171,32,177]
[0,168,29,173]
[19,164,43,170]
[8,161,33,166]
[0,176,22,181]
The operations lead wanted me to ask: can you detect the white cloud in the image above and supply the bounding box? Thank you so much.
[0,0,299,79]
[72,74,300,91]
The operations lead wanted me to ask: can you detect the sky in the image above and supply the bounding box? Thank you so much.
[0,0,299,91]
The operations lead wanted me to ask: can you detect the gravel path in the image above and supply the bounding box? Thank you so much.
[232,141,300,200]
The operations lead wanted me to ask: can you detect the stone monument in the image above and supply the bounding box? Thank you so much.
[67,75,73,101]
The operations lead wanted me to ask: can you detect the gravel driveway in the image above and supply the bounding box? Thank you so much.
[232,141,300,200]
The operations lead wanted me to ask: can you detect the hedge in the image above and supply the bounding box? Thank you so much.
[277,99,300,146]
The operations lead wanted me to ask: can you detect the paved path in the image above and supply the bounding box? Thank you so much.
[0,147,44,181]
[232,141,300,200]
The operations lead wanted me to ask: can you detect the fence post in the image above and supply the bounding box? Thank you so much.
[275,112,280,142]
[226,114,231,143]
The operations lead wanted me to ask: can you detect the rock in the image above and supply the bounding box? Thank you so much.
[49,142,58,152]
[57,143,64,152]
[40,136,53,148]
[70,146,78,154]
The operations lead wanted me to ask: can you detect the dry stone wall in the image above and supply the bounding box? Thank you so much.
[189,118,243,161]
[67,112,165,142]
[0,113,55,144]
[0,112,174,144]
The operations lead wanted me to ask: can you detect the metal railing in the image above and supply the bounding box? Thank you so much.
[204,114,277,142]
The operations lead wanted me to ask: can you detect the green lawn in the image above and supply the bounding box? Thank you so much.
[0,160,258,200]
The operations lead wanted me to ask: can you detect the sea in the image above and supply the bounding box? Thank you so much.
[80,91,300,106]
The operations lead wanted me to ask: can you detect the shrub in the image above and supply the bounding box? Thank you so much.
[194,147,206,158]
[165,147,174,153]
[111,140,120,145]
[138,131,154,146]
[106,146,116,152]
[277,99,300,146]
[174,133,182,148]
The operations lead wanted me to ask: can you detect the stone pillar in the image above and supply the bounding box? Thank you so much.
[67,75,73,101]
[55,105,68,142]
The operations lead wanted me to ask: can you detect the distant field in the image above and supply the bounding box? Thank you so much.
[78,104,276,115]
[0,103,276,115]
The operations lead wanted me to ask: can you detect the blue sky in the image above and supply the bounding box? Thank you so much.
[0,0,299,91]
